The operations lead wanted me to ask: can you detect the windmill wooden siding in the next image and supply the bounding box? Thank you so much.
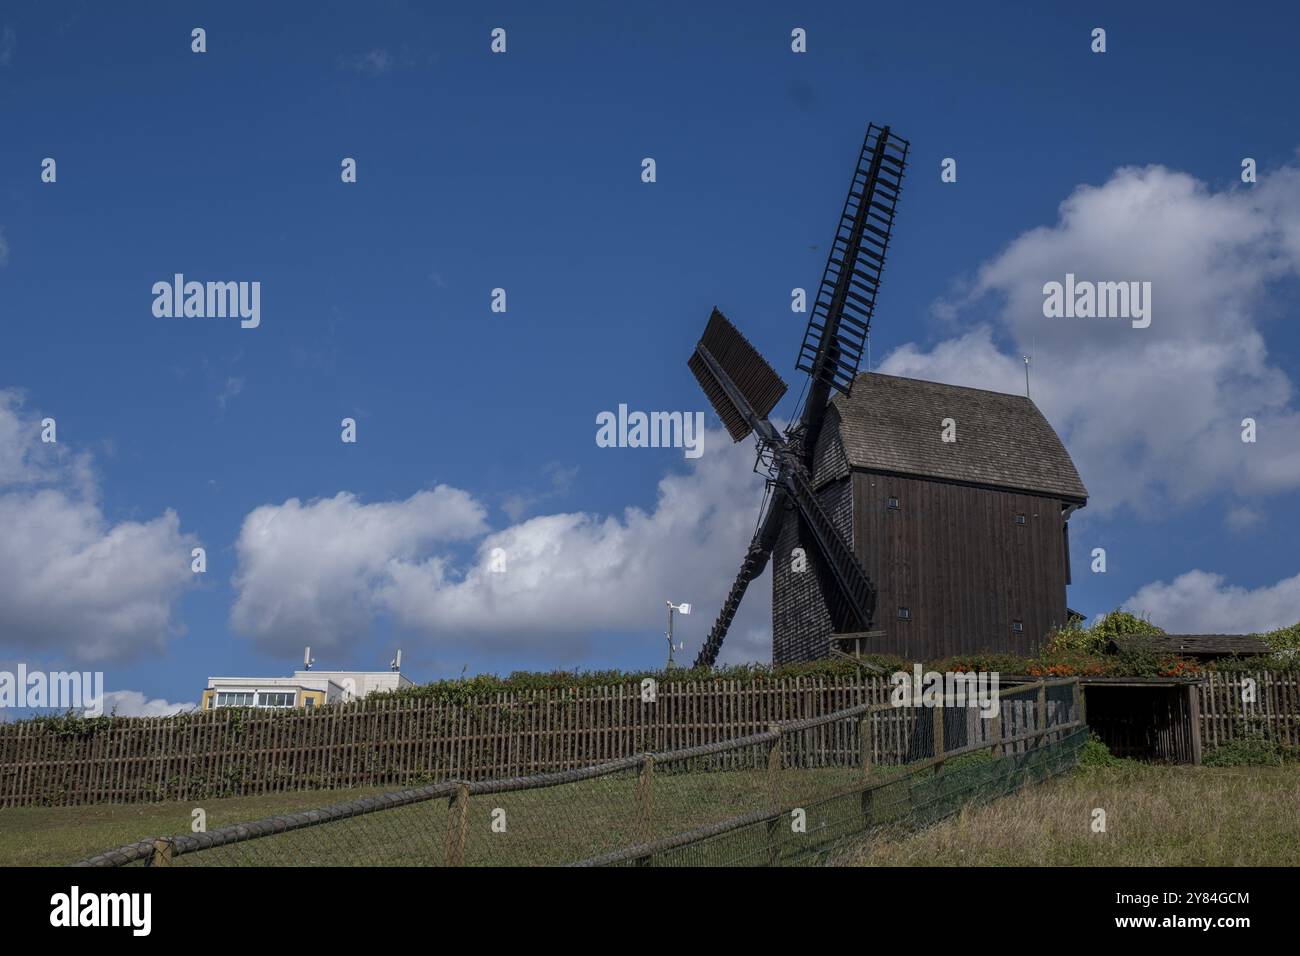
[852,474,1071,658]
[773,373,1087,664]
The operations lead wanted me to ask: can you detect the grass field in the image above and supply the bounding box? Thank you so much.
[840,762,1300,867]
[0,786,395,867]
[0,765,869,867]
[5,749,1295,867]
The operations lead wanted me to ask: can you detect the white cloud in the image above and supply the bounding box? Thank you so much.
[230,487,490,655]
[0,390,197,663]
[230,432,773,664]
[100,689,196,718]
[880,162,1300,518]
[1123,569,1300,634]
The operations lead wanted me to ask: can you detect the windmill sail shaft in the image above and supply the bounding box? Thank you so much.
[795,124,909,456]
[687,122,905,667]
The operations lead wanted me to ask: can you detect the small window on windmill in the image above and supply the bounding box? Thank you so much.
[1014,513,1026,525]
[897,607,911,621]
[1012,620,1024,633]
[886,496,900,511]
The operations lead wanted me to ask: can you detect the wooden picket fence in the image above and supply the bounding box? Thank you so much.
[1,677,898,807]
[4,670,1297,807]
[1196,670,1300,751]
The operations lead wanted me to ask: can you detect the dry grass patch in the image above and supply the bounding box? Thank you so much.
[839,762,1300,866]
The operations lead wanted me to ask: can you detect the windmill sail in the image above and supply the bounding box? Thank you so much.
[688,123,905,668]
[688,309,788,442]
[796,124,908,398]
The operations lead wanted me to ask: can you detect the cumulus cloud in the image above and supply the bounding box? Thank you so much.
[1122,569,1300,634]
[880,162,1300,517]
[0,390,198,663]
[100,689,196,718]
[230,432,772,664]
[230,487,490,655]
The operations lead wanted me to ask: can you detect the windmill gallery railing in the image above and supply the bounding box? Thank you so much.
[78,678,1086,867]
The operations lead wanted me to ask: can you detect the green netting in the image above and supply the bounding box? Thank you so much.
[78,681,1085,868]
[598,726,1087,867]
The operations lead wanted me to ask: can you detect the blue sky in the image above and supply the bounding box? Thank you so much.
[2,2,1299,713]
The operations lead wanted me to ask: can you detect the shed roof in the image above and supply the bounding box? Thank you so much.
[1109,634,1271,657]
[829,373,1088,501]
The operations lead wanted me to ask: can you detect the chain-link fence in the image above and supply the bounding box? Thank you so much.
[77,678,1084,868]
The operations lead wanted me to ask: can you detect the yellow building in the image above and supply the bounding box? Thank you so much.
[201,669,414,711]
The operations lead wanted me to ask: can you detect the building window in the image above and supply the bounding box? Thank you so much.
[215,692,254,708]
[1012,621,1024,633]
[257,692,296,708]
[886,496,900,510]
[1014,513,1026,525]
[897,607,911,620]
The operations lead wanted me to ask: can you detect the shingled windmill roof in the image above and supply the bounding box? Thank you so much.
[827,373,1089,502]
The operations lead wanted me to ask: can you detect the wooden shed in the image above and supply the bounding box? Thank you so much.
[773,373,1088,664]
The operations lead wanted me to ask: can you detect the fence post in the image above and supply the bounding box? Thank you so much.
[932,699,944,772]
[990,705,1003,759]
[859,714,872,778]
[1036,683,1047,748]
[766,723,782,866]
[858,712,874,826]
[445,783,469,866]
[148,839,174,867]
[1187,683,1203,766]
[636,754,655,856]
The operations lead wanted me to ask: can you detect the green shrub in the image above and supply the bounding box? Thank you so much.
[1090,608,1166,640]
[944,749,994,771]
[1077,733,1125,769]
[1046,620,1108,656]
[1046,608,1165,660]
[1209,654,1299,673]
[1203,733,1290,767]
[1259,621,1300,660]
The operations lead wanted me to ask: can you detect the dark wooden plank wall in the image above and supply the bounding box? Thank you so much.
[852,470,1071,659]
[771,477,853,663]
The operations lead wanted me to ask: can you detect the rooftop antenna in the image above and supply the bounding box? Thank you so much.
[303,646,315,671]
[390,649,402,672]
[1023,334,1035,399]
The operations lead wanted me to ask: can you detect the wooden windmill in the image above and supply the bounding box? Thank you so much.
[687,124,909,667]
